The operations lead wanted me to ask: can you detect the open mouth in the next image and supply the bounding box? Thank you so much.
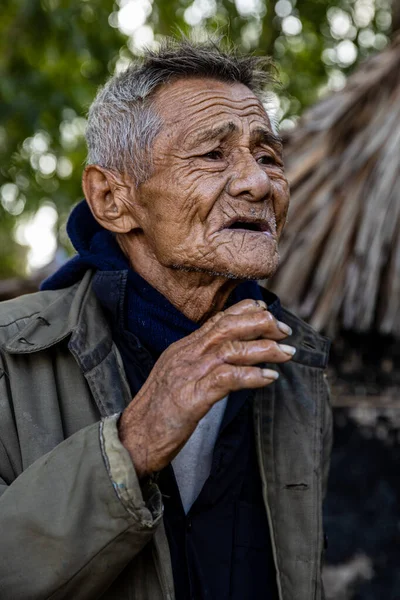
[224,219,271,234]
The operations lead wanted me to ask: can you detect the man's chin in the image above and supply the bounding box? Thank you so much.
[171,254,280,281]
[212,251,280,281]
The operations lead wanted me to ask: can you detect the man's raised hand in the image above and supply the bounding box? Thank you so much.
[118,299,295,479]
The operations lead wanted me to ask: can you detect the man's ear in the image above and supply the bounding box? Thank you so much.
[82,165,140,233]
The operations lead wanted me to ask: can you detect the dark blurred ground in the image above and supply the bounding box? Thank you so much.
[323,408,400,600]
[322,330,400,599]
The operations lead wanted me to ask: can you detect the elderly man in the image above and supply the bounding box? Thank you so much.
[0,39,331,600]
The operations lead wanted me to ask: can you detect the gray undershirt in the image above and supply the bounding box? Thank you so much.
[172,395,228,514]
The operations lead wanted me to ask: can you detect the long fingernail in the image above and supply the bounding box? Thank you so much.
[277,321,292,336]
[278,344,296,356]
[262,369,279,379]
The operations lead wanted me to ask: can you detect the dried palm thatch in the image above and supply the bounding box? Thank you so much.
[269,34,400,339]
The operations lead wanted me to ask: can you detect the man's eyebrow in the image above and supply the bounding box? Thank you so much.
[189,122,238,146]
[252,127,283,152]
[187,122,283,153]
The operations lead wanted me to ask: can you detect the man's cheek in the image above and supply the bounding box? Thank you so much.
[172,228,214,265]
[276,201,289,231]
[272,183,290,232]
[153,221,204,264]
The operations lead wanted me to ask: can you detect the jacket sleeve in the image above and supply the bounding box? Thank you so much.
[0,407,163,600]
[321,373,333,500]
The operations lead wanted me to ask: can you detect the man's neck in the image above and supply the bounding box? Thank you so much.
[118,235,239,323]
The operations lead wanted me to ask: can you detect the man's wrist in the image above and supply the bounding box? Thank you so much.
[117,411,149,480]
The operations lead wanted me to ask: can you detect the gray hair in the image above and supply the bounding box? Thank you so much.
[85,37,275,185]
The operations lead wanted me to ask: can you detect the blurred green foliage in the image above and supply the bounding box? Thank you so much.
[0,0,394,276]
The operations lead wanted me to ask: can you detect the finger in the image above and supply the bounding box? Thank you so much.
[197,364,279,409]
[222,301,292,337]
[223,298,268,316]
[197,311,291,355]
[212,339,296,366]
[173,299,270,350]
[179,339,295,385]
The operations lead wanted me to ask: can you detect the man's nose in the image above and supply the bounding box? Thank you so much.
[227,155,271,201]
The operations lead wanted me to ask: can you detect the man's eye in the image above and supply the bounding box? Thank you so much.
[203,150,223,160]
[257,155,277,166]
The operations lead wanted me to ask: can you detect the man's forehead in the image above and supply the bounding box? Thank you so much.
[155,78,268,121]
[153,77,272,136]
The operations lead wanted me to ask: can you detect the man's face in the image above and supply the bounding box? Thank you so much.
[131,77,290,280]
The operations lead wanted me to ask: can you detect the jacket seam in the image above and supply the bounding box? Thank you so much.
[312,369,320,598]
[74,271,95,329]
[0,312,40,329]
[255,394,284,600]
[0,352,21,477]
[270,394,285,600]
[314,369,326,599]
[0,436,17,482]
[78,349,120,416]
[9,332,73,354]
[152,527,175,600]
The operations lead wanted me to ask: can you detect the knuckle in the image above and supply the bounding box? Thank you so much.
[260,312,276,330]
[208,311,224,325]
[263,311,275,325]
[217,315,236,334]
[238,299,254,310]
[222,340,243,357]
[212,365,231,385]
[164,338,184,356]
[262,342,280,361]
[163,347,181,364]
[230,366,241,381]
[263,339,276,352]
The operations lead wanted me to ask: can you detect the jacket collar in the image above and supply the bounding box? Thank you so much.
[4,270,330,370]
[4,270,107,368]
[276,305,330,369]
[4,270,132,417]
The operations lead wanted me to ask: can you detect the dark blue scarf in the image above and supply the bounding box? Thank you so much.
[42,200,270,358]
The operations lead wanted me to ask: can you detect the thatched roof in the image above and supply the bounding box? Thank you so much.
[269,34,400,338]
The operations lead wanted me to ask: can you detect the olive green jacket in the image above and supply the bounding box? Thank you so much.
[0,270,332,600]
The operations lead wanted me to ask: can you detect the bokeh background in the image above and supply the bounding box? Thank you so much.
[1,1,400,598]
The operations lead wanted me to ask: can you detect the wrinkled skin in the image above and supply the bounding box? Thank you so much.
[83,77,293,477]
